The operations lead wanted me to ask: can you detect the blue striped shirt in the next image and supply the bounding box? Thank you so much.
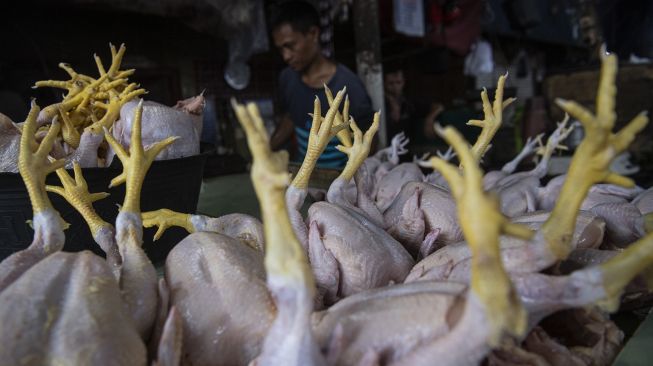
[278,63,374,168]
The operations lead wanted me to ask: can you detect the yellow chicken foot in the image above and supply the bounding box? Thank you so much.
[142,209,195,240]
[45,162,121,271]
[324,84,353,147]
[93,43,132,79]
[292,88,348,189]
[336,113,380,182]
[14,101,68,256]
[233,98,321,365]
[19,101,66,214]
[45,162,110,238]
[104,100,177,214]
[467,73,516,161]
[57,107,81,148]
[541,54,649,260]
[38,73,111,125]
[594,231,653,311]
[89,84,146,134]
[232,99,313,289]
[429,125,530,345]
[104,98,169,338]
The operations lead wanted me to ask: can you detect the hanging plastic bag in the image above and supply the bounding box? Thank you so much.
[464,39,494,77]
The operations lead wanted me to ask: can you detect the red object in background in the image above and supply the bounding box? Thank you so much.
[429,2,444,26]
[428,1,461,26]
[444,4,462,23]
[427,0,482,55]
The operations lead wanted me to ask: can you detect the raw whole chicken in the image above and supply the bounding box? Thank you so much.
[482,133,542,191]
[489,308,623,366]
[164,231,274,365]
[108,94,204,164]
[382,74,516,251]
[494,118,574,217]
[539,175,646,247]
[0,112,21,173]
[405,210,606,284]
[633,187,653,215]
[282,90,414,306]
[374,162,424,212]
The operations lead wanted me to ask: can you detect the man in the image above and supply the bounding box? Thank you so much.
[270,0,374,168]
[384,68,414,140]
[384,66,444,144]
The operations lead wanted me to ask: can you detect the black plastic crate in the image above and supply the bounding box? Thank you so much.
[0,153,206,265]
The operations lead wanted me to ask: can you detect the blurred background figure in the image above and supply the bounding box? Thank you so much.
[269,0,373,168]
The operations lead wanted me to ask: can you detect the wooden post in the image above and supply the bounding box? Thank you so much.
[353,0,387,147]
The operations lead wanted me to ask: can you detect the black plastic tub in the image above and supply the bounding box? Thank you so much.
[0,154,206,264]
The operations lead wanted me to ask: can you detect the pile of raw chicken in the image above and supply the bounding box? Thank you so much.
[1,45,653,366]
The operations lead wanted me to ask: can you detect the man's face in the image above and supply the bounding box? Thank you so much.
[273,23,319,72]
[384,71,405,98]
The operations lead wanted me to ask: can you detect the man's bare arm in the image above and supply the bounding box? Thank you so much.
[270,114,294,151]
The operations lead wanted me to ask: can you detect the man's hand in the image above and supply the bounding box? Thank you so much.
[270,114,294,151]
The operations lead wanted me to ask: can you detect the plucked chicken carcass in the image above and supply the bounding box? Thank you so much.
[0,100,180,365]
[384,74,515,251]
[107,94,205,164]
[0,112,21,173]
[161,230,273,365]
[539,174,647,248]
[339,131,410,205]
[482,133,543,191]
[489,308,623,366]
[633,186,653,216]
[284,92,414,306]
[494,118,574,217]
[142,186,270,364]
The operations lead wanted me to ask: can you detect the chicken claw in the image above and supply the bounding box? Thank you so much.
[57,106,81,148]
[89,82,146,134]
[336,112,380,181]
[325,84,353,147]
[541,54,649,260]
[46,162,110,235]
[142,209,194,241]
[467,73,516,161]
[233,99,323,365]
[104,100,178,213]
[293,88,348,189]
[501,133,542,174]
[19,101,66,213]
[428,125,529,345]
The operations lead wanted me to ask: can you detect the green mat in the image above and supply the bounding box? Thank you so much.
[197,173,314,220]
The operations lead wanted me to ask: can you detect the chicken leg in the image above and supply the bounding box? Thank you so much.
[233,100,325,366]
[0,103,66,292]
